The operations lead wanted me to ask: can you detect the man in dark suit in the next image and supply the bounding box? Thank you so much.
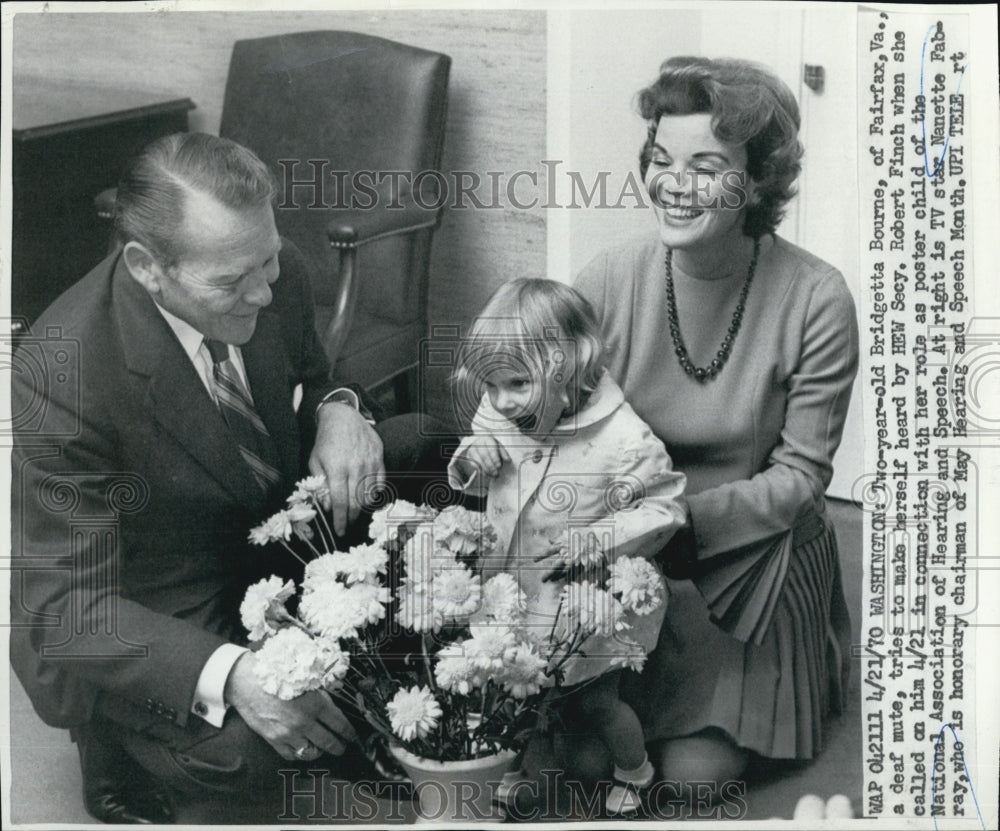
[10,133,437,823]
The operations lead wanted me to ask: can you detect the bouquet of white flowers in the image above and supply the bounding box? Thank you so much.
[241,476,664,763]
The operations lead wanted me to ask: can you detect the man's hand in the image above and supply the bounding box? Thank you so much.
[309,402,385,536]
[451,436,509,484]
[225,652,358,760]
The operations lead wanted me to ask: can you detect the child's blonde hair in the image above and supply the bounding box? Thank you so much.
[452,279,606,421]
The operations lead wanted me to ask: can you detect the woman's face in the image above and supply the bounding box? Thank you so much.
[645,113,754,253]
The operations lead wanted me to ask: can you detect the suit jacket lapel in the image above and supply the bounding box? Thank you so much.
[112,257,264,508]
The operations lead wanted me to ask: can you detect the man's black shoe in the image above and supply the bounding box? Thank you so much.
[74,725,174,824]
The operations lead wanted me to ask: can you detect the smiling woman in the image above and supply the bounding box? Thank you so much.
[644,115,751,252]
[573,55,860,802]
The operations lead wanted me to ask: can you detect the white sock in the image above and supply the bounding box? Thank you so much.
[613,754,654,787]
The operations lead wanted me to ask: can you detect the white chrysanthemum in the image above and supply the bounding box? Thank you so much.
[559,581,627,637]
[551,528,605,567]
[288,475,332,511]
[252,627,330,700]
[348,581,391,625]
[463,624,517,678]
[302,553,342,593]
[497,642,550,699]
[240,576,295,641]
[369,500,434,544]
[432,565,482,621]
[609,556,664,616]
[397,582,444,633]
[387,685,442,741]
[248,510,294,545]
[300,585,360,640]
[402,527,463,585]
[433,643,478,695]
[300,580,388,640]
[315,544,389,585]
[432,505,494,557]
[473,573,526,624]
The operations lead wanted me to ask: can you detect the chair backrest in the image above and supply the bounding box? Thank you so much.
[220,31,450,327]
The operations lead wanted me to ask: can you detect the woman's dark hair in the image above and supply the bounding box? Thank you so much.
[637,56,803,239]
[114,132,277,268]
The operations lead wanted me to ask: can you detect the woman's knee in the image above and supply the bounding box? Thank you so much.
[654,729,749,792]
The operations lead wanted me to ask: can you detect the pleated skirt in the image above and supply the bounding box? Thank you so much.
[621,517,851,760]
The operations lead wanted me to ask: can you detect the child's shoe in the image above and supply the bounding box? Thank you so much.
[605,757,654,816]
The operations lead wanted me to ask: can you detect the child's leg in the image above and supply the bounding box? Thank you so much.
[576,671,654,814]
[576,671,647,770]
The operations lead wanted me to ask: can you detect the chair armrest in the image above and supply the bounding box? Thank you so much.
[95,187,117,220]
[326,195,441,249]
[320,189,442,369]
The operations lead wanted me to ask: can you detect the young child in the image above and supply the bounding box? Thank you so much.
[448,279,687,814]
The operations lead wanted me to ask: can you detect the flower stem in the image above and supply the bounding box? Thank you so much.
[299,534,324,560]
[279,539,307,567]
[312,501,338,552]
[421,634,437,691]
[359,637,394,684]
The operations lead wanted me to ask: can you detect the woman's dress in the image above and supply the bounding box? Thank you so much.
[575,232,859,759]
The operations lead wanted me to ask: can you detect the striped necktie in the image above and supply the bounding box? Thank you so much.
[203,339,282,493]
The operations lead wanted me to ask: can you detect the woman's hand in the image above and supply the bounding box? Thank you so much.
[451,435,509,484]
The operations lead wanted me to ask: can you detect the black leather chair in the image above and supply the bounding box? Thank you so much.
[221,32,450,409]
[99,31,451,410]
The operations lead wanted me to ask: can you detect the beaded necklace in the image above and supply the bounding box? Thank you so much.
[664,238,761,381]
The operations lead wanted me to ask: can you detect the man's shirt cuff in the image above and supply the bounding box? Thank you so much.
[317,387,376,425]
[191,643,248,727]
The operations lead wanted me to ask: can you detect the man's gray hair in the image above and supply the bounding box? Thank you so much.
[114,132,277,268]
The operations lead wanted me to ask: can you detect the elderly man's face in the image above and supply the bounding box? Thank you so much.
[158,191,282,345]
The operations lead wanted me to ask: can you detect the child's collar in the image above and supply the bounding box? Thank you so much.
[551,372,622,432]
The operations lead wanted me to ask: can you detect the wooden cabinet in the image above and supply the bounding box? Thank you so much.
[11,78,194,330]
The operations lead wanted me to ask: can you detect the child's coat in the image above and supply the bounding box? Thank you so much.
[449,373,686,685]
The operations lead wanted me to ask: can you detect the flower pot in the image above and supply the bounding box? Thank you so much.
[389,743,516,823]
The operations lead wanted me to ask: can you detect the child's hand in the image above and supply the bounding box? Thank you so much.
[453,436,509,482]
